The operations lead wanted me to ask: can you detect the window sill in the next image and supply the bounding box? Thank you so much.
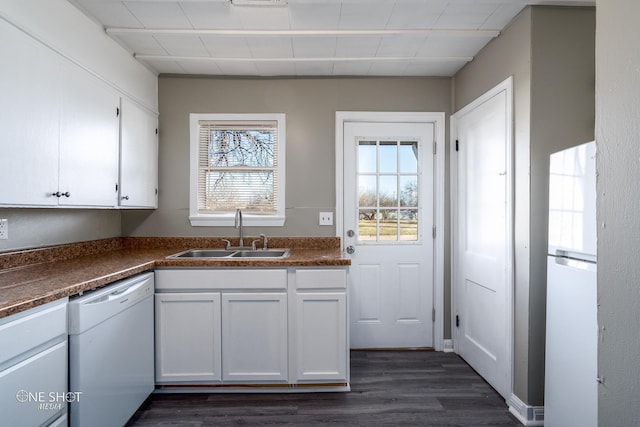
[189,215,285,227]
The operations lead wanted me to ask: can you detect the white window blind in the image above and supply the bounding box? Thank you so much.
[198,120,278,214]
[189,113,285,226]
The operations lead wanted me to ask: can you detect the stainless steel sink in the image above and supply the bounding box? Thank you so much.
[167,248,290,259]
[230,249,289,258]
[168,249,237,258]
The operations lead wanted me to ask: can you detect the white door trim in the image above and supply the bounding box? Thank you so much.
[335,111,446,351]
[450,76,514,397]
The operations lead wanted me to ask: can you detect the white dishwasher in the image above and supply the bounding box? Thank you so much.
[68,272,155,427]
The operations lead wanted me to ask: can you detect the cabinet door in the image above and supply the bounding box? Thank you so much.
[294,292,348,382]
[0,19,60,206]
[58,62,120,207]
[222,293,288,382]
[155,293,222,383]
[119,98,158,208]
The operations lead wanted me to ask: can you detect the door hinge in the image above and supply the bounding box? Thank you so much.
[433,141,437,155]
[432,308,436,322]
[432,225,436,239]
[455,139,459,151]
[456,315,460,328]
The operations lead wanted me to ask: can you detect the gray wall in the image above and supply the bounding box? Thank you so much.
[453,6,595,406]
[0,208,121,252]
[122,77,452,238]
[595,0,640,425]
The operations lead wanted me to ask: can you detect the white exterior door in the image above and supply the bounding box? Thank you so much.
[342,120,435,349]
[451,78,513,398]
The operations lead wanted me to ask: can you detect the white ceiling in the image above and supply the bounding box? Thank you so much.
[68,0,594,77]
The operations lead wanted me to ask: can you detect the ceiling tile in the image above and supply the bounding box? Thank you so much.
[176,59,224,75]
[143,59,186,74]
[376,35,426,57]
[246,37,293,58]
[335,36,381,57]
[338,2,395,29]
[385,1,447,29]
[292,37,337,57]
[433,2,501,29]
[123,1,192,28]
[200,36,252,58]
[72,1,142,28]
[482,3,528,29]
[179,1,243,29]
[111,33,166,55]
[368,61,410,76]
[215,61,261,75]
[153,35,210,57]
[288,3,341,29]
[232,5,292,30]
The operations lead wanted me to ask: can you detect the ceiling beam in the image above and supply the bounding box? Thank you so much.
[134,54,474,63]
[107,28,500,38]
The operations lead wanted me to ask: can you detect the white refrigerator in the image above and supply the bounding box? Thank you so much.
[544,141,597,427]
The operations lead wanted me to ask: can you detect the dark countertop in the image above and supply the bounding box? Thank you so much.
[0,237,350,319]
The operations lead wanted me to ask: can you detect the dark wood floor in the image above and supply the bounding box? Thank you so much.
[127,350,521,426]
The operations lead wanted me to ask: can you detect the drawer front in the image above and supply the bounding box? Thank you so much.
[0,341,67,426]
[156,269,287,291]
[295,269,347,290]
[0,300,67,366]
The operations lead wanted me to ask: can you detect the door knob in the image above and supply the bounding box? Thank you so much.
[346,245,355,254]
[346,229,355,237]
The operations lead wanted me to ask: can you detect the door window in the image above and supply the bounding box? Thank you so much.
[357,139,419,242]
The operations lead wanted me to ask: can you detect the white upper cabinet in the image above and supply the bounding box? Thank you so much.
[119,98,158,208]
[58,61,120,207]
[0,19,61,206]
[0,15,159,209]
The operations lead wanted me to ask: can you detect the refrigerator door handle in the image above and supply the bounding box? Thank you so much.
[554,249,597,264]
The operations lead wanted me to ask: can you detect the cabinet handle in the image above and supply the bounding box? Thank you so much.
[121,195,129,200]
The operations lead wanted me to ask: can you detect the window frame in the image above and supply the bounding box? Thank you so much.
[189,113,286,227]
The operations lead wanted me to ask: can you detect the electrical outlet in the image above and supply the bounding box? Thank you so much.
[319,212,333,226]
[0,219,7,240]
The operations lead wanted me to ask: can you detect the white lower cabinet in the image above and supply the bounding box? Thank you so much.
[222,293,288,382]
[293,269,348,384]
[154,267,348,389]
[294,292,347,382]
[155,293,222,383]
[0,299,68,426]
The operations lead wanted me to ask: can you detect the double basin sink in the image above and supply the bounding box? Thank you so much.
[167,248,290,259]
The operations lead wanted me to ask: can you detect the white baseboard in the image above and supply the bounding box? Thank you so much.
[443,339,454,353]
[507,394,544,426]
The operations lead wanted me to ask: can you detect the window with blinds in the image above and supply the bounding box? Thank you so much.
[189,113,286,226]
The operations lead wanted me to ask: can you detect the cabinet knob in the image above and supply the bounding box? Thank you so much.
[53,191,61,197]
[122,195,130,200]
[62,192,70,198]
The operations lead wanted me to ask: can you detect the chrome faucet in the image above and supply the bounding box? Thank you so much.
[234,208,244,248]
